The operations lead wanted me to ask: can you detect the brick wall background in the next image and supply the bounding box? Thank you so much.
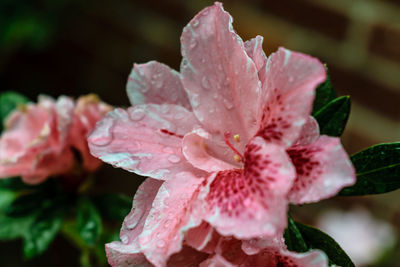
[0,0,399,266]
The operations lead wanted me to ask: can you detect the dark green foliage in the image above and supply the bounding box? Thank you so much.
[77,197,102,246]
[92,193,132,221]
[0,91,29,132]
[313,95,351,137]
[23,205,65,259]
[312,69,337,114]
[284,217,308,253]
[284,218,354,267]
[340,142,400,195]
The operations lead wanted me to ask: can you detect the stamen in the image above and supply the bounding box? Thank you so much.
[234,155,242,162]
[233,134,240,143]
[224,132,244,162]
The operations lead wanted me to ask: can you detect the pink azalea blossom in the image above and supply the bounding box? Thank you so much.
[88,2,355,266]
[105,178,328,267]
[0,94,111,184]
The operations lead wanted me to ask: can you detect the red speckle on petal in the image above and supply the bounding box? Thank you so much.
[287,146,322,190]
[160,129,184,138]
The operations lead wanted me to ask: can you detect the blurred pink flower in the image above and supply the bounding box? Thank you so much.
[0,94,111,184]
[317,208,396,266]
[88,2,355,266]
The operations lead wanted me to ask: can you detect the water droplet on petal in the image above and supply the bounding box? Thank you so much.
[129,108,146,121]
[213,93,219,99]
[192,19,199,28]
[223,99,234,110]
[156,240,166,248]
[90,119,114,146]
[189,39,197,49]
[121,234,129,244]
[168,155,181,163]
[125,221,138,230]
[201,76,210,90]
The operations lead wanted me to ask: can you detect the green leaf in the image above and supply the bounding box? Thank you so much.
[0,177,29,191]
[92,193,132,221]
[295,222,354,267]
[312,69,337,114]
[339,142,400,196]
[77,197,102,246]
[313,95,350,137]
[284,217,308,252]
[0,91,29,132]
[23,206,64,259]
[6,192,46,217]
[0,189,35,240]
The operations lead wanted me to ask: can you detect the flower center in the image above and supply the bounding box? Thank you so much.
[224,132,244,163]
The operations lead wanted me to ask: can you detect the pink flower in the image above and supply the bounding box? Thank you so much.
[105,178,329,267]
[88,2,355,265]
[0,94,111,184]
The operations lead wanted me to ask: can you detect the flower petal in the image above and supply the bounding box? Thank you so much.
[127,61,191,110]
[199,137,295,239]
[185,221,214,252]
[105,178,162,266]
[288,135,356,204]
[71,94,112,171]
[244,35,267,76]
[295,116,320,146]
[182,129,237,173]
[199,254,236,267]
[258,48,326,147]
[180,2,261,144]
[88,104,201,180]
[136,172,204,266]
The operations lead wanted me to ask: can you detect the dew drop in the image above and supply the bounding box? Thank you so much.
[164,219,170,228]
[168,154,181,163]
[224,77,230,86]
[125,221,138,230]
[189,39,197,49]
[90,119,114,146]
[137,68,145,76]
[201,76,210,90]
[129,108,146,121]
[156,240,166,248]
[223,99,234,110]
[121,234,129,244]
[192,19,199,28]
[213,93,218,99]
[201,58,206,63]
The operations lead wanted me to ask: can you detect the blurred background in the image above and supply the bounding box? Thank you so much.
[0,0,399,266]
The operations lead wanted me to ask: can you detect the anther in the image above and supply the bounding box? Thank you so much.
[233,134,240,143]
[224,132,244,163]
[234,155,242,162]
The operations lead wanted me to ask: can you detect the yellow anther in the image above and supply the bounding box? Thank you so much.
[234,155,242,162]
[233,134,241,143]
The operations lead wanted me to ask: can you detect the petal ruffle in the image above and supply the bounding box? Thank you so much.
[295,116,320,146]
[244,35,267,78]
[288,135,356,204]
[107,173,205,267]
[180,2,261,146]
[127,61,192,110]
[198,137,295,239]
[88,104,201,180]
[258,48,326,148]
[182,130,238,173]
